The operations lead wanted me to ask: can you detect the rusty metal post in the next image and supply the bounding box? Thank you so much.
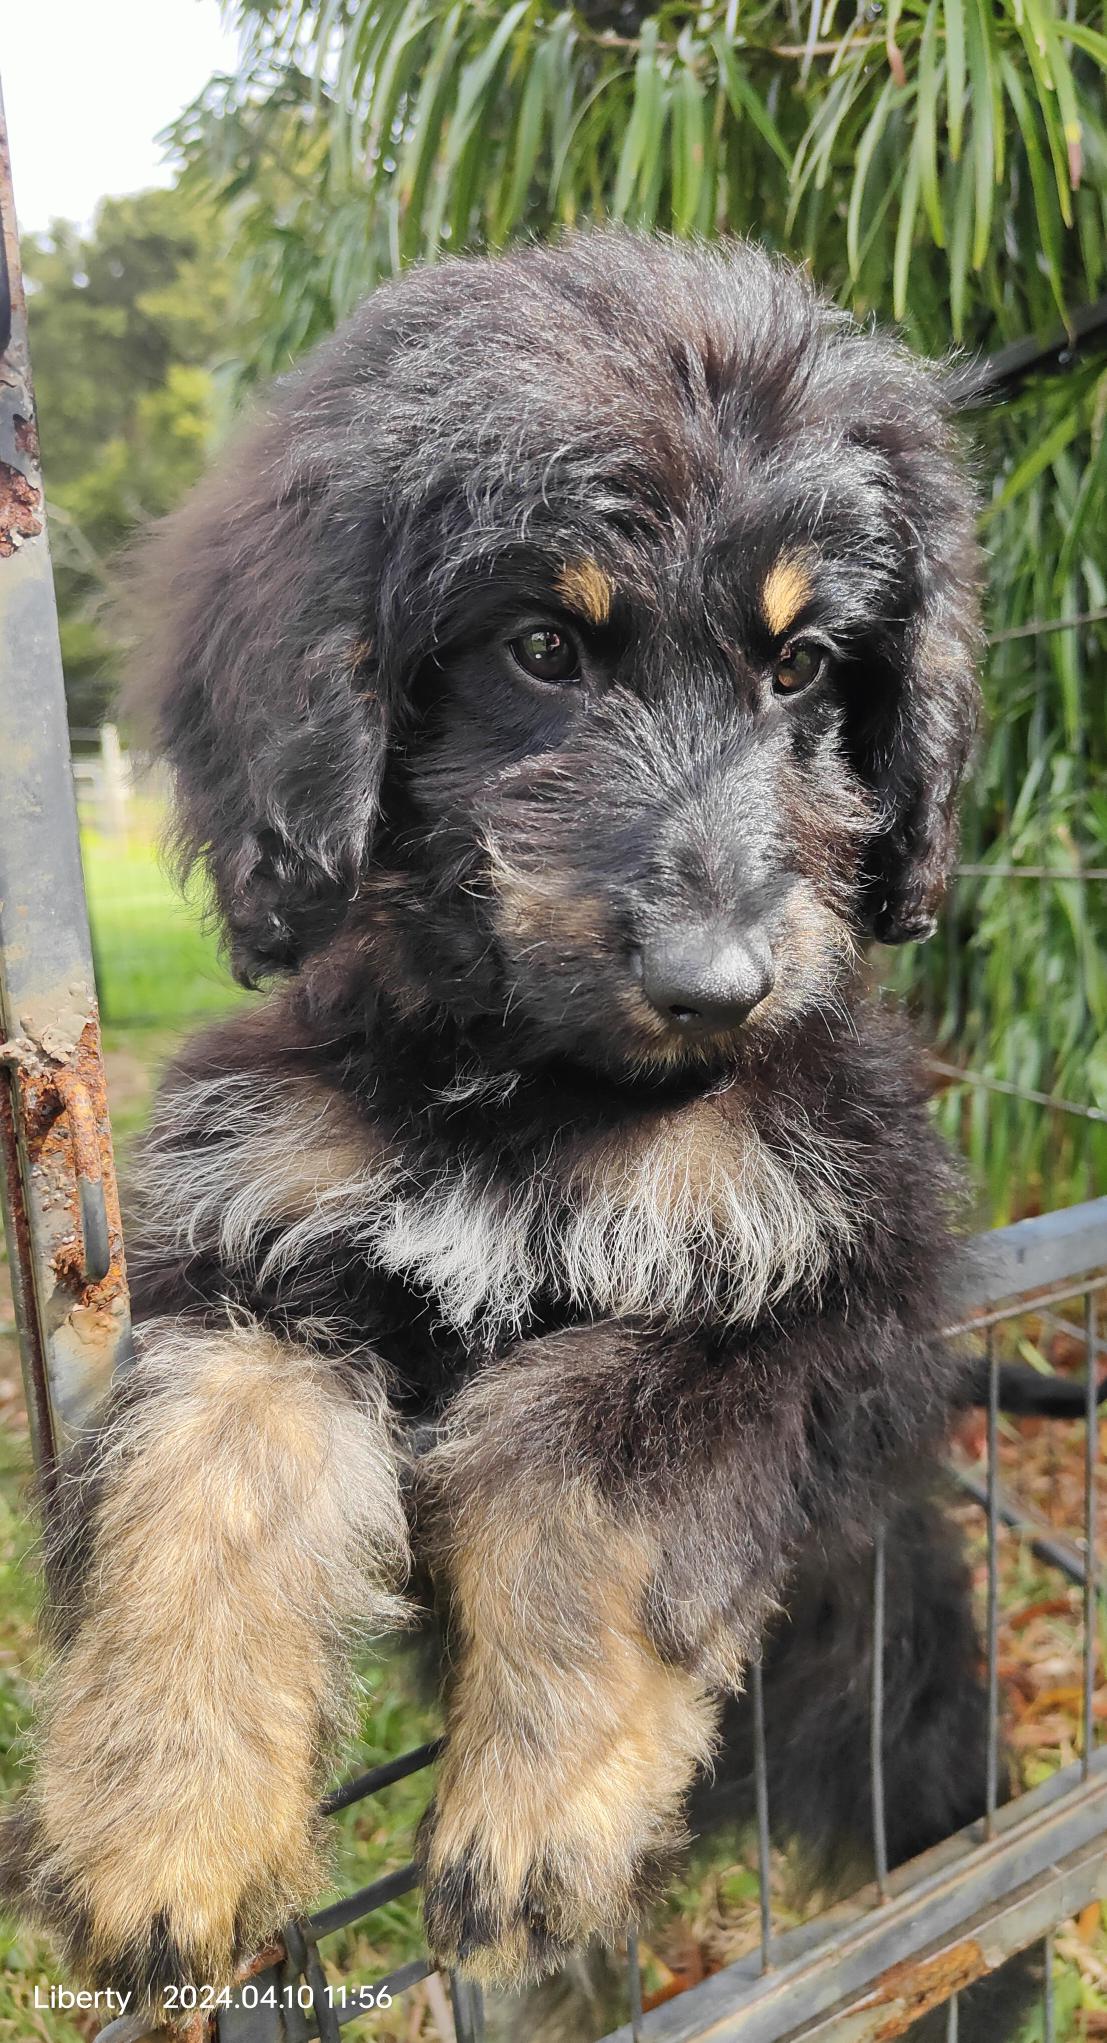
[0,80,130,1475]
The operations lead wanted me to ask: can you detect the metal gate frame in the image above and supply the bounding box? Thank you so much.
[3,79,1107,2043]
[0,96,130,1473]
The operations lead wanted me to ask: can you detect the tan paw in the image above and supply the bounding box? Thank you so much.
[419,1662,718,1985]
[0,1788,315,2027]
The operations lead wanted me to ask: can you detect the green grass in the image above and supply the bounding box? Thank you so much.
[81,826,244,1030]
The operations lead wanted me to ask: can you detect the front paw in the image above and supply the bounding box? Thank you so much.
[0,1792,311,2030]
[418,1675,718,1985]
[420,1806,669,1993]
[419,1796,665,1987]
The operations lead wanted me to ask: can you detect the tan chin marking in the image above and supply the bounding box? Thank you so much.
[556,559,614,626]
[751,886,858,1032]
[26,1316,410,1994]
[421,1473,718,1986]
[761,551,815,638]
[484,830,608,948]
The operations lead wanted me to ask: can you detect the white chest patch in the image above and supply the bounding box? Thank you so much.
[354,1102,861,1335]
[141,1073,866,1342]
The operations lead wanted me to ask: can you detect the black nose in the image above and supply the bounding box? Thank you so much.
[638,927,776,1030]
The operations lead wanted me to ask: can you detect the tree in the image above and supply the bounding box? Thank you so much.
[25,186,233,726]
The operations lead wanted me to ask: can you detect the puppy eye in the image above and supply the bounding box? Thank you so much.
[773,639,825,695]
[509,627,581,685]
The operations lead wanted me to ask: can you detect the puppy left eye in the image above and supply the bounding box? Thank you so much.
[509,627,582,685]
[773,640,825,694]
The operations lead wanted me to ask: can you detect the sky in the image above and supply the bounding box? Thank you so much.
[2,0,242,235]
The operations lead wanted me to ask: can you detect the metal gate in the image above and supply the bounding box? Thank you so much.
[3,84,1107,2043]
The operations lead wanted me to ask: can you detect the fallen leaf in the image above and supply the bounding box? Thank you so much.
[1006,1597,1076,1630]
[1079,1901,1103,1943]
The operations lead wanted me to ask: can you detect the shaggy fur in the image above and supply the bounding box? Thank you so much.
[491,1490,1036,2043]
[2,231,999,2026]
[2,1319,409,2008]
[420,1427,719,1984]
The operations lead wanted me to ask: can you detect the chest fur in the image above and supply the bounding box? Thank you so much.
[140,1074,863,1342]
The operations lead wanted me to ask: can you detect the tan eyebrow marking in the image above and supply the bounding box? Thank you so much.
[556,559,615,627]
[761,553,815,638]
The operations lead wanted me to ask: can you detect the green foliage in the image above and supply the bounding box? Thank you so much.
[25,187,233,725]
[80,820,245,1027]
[895,358,1107,1220]
[164,1,1107,1215]
[177,1,1107,364]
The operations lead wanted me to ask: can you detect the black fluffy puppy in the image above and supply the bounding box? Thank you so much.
[2,232,987,2020]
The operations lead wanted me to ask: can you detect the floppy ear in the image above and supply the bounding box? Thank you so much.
[842,397,982,946]
[124,330,397,983]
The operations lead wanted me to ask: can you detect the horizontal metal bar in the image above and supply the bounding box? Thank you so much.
[315,1957,434,2037]
[953,293,1107,402]
[954,1467,1088,1586]
[371,1957,434,2000]
[1039,1309,1107,1363]
[93,2020,168,2043]
[954,863,1107,880]
[597,1752,1107,2043]
[321,1738,442,1815]
[307,1862,418,1941]
[928,1059,1107,1128]
[793,1837,1102,2042]
[987,605,1107,647]
[946,1274,1107,1340]
[960,1198,1107,1311]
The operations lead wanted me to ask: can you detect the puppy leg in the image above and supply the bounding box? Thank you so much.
[0,1314,410,2023]
[417,1336,729,1986]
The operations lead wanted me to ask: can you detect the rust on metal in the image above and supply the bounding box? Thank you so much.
[0,454,42,554]
[1,82,131,1450]
[2,1015,125,1299]
[860,1939,989,2040]
[13,411,38,464]
[238,1943,287,1979]
[53,1068,104,1188]
[0,1009,128,1443]
[0,1074,54,1466]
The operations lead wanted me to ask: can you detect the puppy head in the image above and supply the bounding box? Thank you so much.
[130,233,980,1076]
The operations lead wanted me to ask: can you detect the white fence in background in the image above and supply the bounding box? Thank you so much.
[68,724,163,839]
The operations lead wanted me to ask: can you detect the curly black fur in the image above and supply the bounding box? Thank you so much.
[3,232,1020,2028]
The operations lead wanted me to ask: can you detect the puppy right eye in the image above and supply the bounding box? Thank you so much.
[509,627,581,685]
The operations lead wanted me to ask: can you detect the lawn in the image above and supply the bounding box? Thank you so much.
[80,822,244,1031]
